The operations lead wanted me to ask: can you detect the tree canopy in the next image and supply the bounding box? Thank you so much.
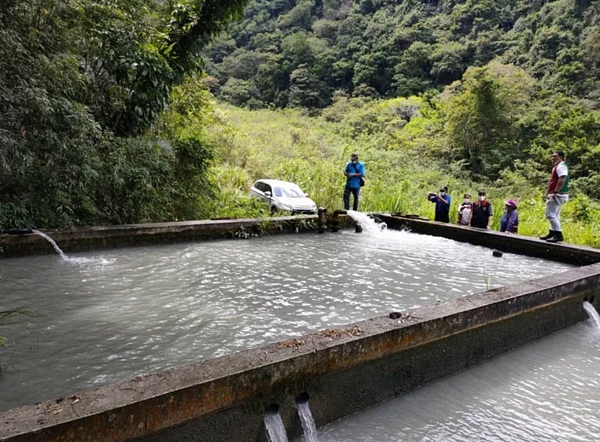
[0,0,249,228]
[205,0,600,109]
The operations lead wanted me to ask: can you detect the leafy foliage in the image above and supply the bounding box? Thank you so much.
[206,0,600,109]
[0,0,249,228]
[205,98,600,247]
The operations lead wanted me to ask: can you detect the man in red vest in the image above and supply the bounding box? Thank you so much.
[469,190,493,229]
[540,150,569,243]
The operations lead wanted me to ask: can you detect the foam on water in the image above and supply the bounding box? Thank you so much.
[345,211,387,234]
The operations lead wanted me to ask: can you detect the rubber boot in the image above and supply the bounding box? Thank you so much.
[546,231,564,243]
[539,230,554,240]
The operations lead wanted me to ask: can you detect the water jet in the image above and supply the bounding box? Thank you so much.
[32,230,69,260]
[264,404,289,442]
[295,393,318,442]
[583,301,600,328]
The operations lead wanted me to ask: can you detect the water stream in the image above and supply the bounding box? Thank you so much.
[32,230,69,260]
[345,211,387,234]
[583,301,600,328]
[264,410,289,442]
[296,401,319,442]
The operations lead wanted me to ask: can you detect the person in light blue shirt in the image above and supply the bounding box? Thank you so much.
[343,153,366,211]
[428,185,451,222]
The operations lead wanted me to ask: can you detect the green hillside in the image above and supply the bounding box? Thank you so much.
[195,0,600,245]
[206,0,600,108]
[202,0,600,200]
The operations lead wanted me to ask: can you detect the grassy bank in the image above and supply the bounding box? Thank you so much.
[204,102,600,248]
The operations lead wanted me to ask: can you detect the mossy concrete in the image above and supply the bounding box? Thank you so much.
[0,215,362,259]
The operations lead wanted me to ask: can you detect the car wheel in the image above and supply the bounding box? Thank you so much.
[270,206,278,215]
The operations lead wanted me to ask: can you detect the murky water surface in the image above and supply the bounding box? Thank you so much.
[0,230,571,410]
[307,322,600,442]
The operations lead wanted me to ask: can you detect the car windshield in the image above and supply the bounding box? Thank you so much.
[273,187,303,198]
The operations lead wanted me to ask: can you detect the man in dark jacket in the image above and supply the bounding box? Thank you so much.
[469,190,493,229]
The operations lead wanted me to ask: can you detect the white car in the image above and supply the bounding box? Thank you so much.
[250,179,318,214]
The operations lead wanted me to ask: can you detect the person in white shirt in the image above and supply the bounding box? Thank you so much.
[457,193,472,226]
[539,150,569,243]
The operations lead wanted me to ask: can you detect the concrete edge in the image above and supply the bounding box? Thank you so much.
[2,262,600,442]
[0,216,334,258]
[380,214,600,265]
[3,213,598,266]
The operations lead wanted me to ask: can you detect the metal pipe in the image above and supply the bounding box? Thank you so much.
[317,207,328,234]
[331,210,347,232]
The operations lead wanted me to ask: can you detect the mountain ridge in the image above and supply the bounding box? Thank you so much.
[205,0,600,109]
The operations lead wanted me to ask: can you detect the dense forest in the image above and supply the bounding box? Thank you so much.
[0,0,249,228]
[201,0,600,211]
[207,0,600,108]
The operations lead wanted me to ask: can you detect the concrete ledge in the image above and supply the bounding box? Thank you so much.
[2,263,599,442]
[4,214,595,265]
[380,214,600,265]
[0,216,325,258]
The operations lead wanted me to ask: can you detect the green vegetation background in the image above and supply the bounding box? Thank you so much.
[181,0,600,248]
[203,92,600,247]
[2,0,600,248]
[206,0,600,111]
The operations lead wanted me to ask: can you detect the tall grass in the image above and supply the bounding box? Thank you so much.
[204,104,600,248]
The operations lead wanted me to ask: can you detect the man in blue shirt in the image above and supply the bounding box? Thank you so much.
[343,153,366,211]
[429,185,451,223]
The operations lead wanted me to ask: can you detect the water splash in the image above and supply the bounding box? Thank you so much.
[32,230,68,260]
[264,409,289,442]
[297,400,319,442]
[583,301,600,328]
[67,257,116,266]
[346,211,387,234]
